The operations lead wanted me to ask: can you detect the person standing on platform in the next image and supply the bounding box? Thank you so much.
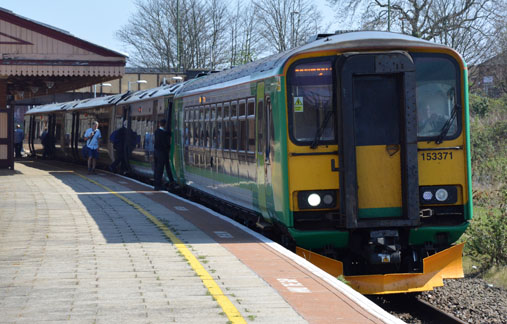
[40,128,50,158]
[14,124,24,158]
[83,121,101,174]
[154,119,174,190]
[109,121,127,174]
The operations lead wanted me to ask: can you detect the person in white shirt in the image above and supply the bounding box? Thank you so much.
[83,121,102,173]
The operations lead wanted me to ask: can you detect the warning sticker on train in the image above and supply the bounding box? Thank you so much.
[294,97,304,112]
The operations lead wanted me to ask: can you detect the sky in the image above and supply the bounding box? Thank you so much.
[1,0,340,58]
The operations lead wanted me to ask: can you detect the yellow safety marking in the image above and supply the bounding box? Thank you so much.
[75,172,246,324]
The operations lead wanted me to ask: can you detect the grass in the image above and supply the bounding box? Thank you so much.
[464,255,507,289]
[460,94,507,289]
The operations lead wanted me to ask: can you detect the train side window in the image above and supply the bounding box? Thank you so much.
[231,101,238,118]
[183,107,189,145]
[238,100,247,152]
[205,105,210,120]
[223,102,230,150]
[211,104,217,148]
[217,103,223,149]
[211,104,216,120]
[187,107,192,146]
[239,119,246,152]
[239,100,246,116]
[247,98,256,154]
[216,103,222,120]
[231,102,238,152]
[196,106,203,147]
[203,106,209,148]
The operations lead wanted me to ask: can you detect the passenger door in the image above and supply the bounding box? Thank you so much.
[337,53,420,228]
[255,82,269,218]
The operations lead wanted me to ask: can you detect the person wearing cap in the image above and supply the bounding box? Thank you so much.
[14,124,24,158]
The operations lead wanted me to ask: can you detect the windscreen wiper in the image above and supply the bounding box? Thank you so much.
[310,110,334,149]
[435,104,459,144]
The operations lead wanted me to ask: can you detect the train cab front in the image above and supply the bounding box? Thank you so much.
[284,49,471,293]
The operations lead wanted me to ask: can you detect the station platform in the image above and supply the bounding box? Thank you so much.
[0,160,404,324]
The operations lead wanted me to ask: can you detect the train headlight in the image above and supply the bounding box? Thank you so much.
[323,194,334,205]
[435,188,449,202]
[307,193,321,207]
[422,191,433,201]
[297,190,337,209]
[419,186,458,205]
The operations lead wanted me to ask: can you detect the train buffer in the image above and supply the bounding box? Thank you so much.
[0,160,404,324]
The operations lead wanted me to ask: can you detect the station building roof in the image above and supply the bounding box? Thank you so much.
[0,7,127,101]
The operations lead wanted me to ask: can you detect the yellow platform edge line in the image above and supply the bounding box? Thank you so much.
[75,172,246,324]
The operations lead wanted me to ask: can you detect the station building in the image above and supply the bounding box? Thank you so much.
[0,7,127,169]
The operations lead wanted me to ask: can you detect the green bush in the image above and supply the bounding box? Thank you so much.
[466,93,507,271]
[470,94,507,186]
[470,94,490,117]
[465,199,507,269]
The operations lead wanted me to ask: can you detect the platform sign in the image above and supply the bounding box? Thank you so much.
[294,97,304,112]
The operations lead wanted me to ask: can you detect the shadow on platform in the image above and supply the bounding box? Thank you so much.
[16,160,260,246]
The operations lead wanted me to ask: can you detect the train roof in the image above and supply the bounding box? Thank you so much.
[69,93,126,111]
[23,82,186,115]
[25,100,80,115]
[177,31,452,95]
[117,82,185,105]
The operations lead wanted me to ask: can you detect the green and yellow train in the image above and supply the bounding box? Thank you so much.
[171,31,472,294]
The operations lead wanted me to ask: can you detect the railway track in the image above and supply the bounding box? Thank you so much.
[368,293,466,324]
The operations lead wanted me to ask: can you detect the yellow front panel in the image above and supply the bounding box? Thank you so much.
[418,149,466,183]
[289,155,339,190]
[288,147,339,211]
[356,145,402,209]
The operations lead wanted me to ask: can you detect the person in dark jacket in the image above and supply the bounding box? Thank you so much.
[109,122,127,174]
[153,119,174,190]
[40,128,51,158]
[14,124,24,158]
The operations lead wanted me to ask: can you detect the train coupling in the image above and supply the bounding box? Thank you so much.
[367,230,401,265]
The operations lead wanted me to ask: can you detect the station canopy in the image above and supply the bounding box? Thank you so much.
[0,7,127,101]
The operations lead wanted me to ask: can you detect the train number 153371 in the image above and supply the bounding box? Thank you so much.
[421,152,453,161]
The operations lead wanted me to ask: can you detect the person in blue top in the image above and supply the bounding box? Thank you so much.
[83,121,101,173]
[14,124,24,158]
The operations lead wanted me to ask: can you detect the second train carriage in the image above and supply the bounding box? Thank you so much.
[116,82,185,178]
[171,31,472,294]
[25,83,184,184]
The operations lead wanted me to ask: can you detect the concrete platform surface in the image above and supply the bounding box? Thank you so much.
[0,161,404,324]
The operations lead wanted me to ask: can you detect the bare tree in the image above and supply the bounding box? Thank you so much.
[116,0,177,69]
[204,0,230,69]
[179,0,208,69]
[230,1,262,66]
[327,0,502,64]
[116,0,232,70]
[254,0,323,53]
